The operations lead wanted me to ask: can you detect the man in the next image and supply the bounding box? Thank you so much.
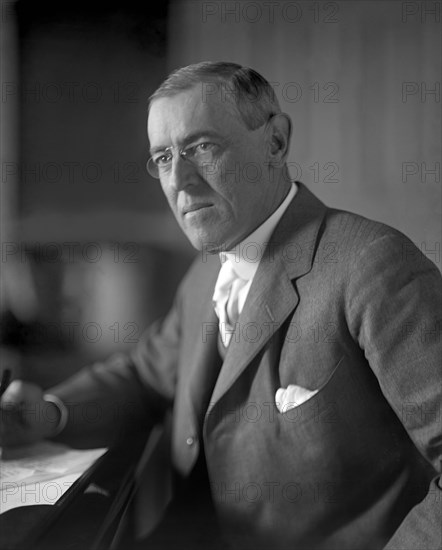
[1,62,441,549]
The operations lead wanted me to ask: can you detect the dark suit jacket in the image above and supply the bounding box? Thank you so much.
[55,183,442,549]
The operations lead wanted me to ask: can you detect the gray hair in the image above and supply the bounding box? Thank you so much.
[148,61,281,130]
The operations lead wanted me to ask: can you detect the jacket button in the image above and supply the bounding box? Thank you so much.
[186,436,195,446]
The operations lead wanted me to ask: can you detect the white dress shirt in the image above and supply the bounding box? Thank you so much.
[214,182,298,319]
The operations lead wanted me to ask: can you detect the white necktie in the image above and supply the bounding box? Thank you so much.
[213,260,247,347]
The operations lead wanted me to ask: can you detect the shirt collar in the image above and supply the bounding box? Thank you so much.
[219,182,298,281]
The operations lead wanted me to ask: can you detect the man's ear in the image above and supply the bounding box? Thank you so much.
[265,113,292,166]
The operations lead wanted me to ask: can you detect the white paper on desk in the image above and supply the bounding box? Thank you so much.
[0,441,107,513]
[0,465,36,482]
[0,472,84,514]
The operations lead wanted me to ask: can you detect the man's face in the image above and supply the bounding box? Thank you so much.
[147,85,278,253]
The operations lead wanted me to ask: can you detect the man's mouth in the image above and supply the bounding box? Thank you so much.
[182,203,213,215]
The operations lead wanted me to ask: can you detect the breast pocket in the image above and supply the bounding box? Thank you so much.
[277,355,344,428]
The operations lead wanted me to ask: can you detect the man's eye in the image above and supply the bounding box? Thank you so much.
[154,153,172,165]
[195,142,214,153]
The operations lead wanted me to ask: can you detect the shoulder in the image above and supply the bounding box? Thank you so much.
[281,183,426,270]
[319,207,433,270]
[323,206,404,245]
[317,209,441,315]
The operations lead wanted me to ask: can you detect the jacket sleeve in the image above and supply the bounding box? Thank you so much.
[51,280,184,447]
[345,230,442,549]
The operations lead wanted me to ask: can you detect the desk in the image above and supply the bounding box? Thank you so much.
[0,425,169,550]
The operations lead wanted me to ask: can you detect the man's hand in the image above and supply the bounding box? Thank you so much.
[0,380,61,447]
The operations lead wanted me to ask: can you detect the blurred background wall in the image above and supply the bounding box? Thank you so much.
[1,0,440,387]
[1,0,193,385]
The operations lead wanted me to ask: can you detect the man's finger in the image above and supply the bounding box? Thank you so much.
[1,380,26,404]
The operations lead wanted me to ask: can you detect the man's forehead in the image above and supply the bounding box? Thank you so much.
[147,85,240,140]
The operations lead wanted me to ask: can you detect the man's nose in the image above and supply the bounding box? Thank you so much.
[167,154,198,191]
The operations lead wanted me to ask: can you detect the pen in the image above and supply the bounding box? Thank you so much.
[0,368,12,398]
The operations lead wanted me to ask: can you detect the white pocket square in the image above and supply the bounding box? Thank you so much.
[275,385,319,413]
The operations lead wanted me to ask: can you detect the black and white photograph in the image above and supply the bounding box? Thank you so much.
[1,1,441,549]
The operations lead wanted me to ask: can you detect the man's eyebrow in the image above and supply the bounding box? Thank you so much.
[149,131,223,155]
[149,145,170,155]
[183,131,222,144]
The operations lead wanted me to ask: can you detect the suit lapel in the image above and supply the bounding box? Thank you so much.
[206,183,328,418]
[207,255,298,411]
